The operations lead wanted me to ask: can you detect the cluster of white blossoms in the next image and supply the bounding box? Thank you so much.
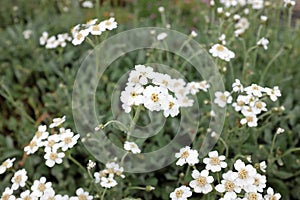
[39,32,72,49]
[171,147,281,200]
[94,161,125,189]
[120,65,210,117]
[214,79,281,127]
[234,17,250,37]
[23,116,80,167]
[71,17,117,45]
[1,172,93,200]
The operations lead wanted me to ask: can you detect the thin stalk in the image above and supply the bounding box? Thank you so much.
[127,106,141,140]
[68,154,86,173]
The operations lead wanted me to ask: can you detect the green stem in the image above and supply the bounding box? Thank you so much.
[68,154,86,173]
[275,147,300,161]
[127,106,141,140]
[218,137,229,158]
[101,120,129,132]
[120,152,129,166]
[100,188,107,200]
[259,48,284,84]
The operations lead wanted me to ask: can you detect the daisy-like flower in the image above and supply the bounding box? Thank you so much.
[11,169,28,190]
[244,84,265,97]
[104,161,125,178]
[234,159,257,190]
[100,177,118,189]
[71,188,93,200]
[44,149,65,168]
[82,1,94,8]
[49,116,66,128]
[232,79,243,93]
[24,140,40,155]
[252,173,266,192]
[244,192,263,200]
[0,157,15,174]
[265,86,281,101]
[169,78,187,92]
[59,131,80,151]
[72,29,89,46]
[209,44,235,62]
[45,36,59,49]
[32,125,49,142]
[257,37,269,50]
[240,114,258,127]
[1,187,16,200]
[175,146,199,166]
[215,170,241,199]
[89,23,105,35]
[120,85,144,113]
[169,186,192,200]
[220,0,238,7]
[128,65,155,86]
[43,134,62,153]
[264,187,281,200]
[250,100,267,114]
[189,169,214,194]
[18,190,38,200]
[31,177,52,197]
[157,32,168,40]
[214,91,233,108]
[143,85,168,112]
[232,95,249,112]
[234,18,250,37]
[203,150,227,172]
[161,95,180,117]
[124,141,141,154]
[40,188,56,200]
[100,17,117,30]
[152,73,172,89]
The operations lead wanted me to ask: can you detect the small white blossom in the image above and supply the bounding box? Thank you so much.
[31,177,52,197]
[11,169,28,190]
[157,32,168,40]
[265,86,281,101]
[215,170,241,199]
[175,146,199,166]
[257,37,269,50]
[189,169,214,194]
[124,141,141,154]
[170,186,192,200]
[209,44,235,62]
[49,116,66,128]
[158,6,165,13]
[100,177,118,189]
[203,150,227,172]
[87,160,96,170]
[259,161,267,172]
[264,187,281,200]
[23,30,32,39]
[214,91,233,108]
[232,79,244,93]
[82,0,94,8]
[276,127,285,135]
[44,149,65,168]
[1,187,16,200]
[0,158,15,174]
[17,190,38,200]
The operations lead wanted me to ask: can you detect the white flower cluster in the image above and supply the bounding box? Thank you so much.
[120,65,210,117]
[23,116,80,167]
[171,148,281,200]
[94,161,125,189]
[71,17,117,45]
[1,172,93,200]
[39,32,72,49]
[219,0,264,9]
[283,0,296,7]
[214,79,281,127]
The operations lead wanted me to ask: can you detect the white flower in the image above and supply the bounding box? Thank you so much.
[244,192,263,200]
[175,146,199,166]
[234,159,257,190]
[32,125,49,142]
[24,140,40,155]
[40,188,56,200]
[265,86,281,101]
[100,17,117,30]
[177,95,194,107]
[189,169,214,194]
[249,0,264,9]
[82,0,94,8]
[72,29,89,46]
[0,157,15,174]
[31,177,52,197]
[44,149,65,167]
[203,150,227,172]
[157,32,168,40]
[1,187,16,200]
[253,173,266,192]
[234,18,250,36]
[152,73,172,89]
[17,190,38,200]
[284,0,296,7]
[250,100,267,115]
[72,188,93,200]
[104,162,125,178]
[45,36,59,49]
[40,32,49,45]
[244,84,265,97]
[23,30,32,39]
[100,177,118,189]
[209,44,235,62]
[169,79,187,92]
[214,91,232,108]
[232,79,243,92]
[169,186,192,200]
[161,95,180,117]
[240,114,258,127]
[124,141,141,154]
[276,127,285,135]
[43,134,62,153]
[257,37,269,50]
[120,85,144,113]
[158,6,165,13]
[220,0,238,7]
[260,15,268,22]
[143,85,168,112]
[218,34,226,45]
[60,131,80,151]
[190,30,197,38]
[11,169,28,190]
[54,195,69,200]
[215,170,241,199]
[87,160,96,170]
[259,161,267,172]
[264,187,281,200]
[89,24,105,35]
[128,64,155,85]
[49,116,66,128]
[232,95,249,112]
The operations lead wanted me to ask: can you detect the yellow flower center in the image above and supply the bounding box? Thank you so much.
[248,192,258,200]
[29,141,37,149]
[77,33,83,40]
[225,181,235,192]
[48,140,55,147]
[38,183,46,191]
[169,102,175,109]
[256,101,263,109]
[237,101,244,106]
[130,92,137,97]
[14,175,22,184]
[246,116,253,122]
[181,151,189,159]
[238,169,248,179]
[151,94,159,102]
[1,161,8,168]
[2,194,9,200]
[78,194,87,200]
[50,153,58,160]
[175,189,183,198]
[197,176,207,186]
[220,94,227,102]
[105,21,112,26]
[35,131,42,138]
[64,137,72,144]
[92,25,100,31]
[216,44,225,52]
[210,157,220,165]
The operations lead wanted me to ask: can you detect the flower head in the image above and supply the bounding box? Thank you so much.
[0,157,15,174]
[209,44,235,62]
[124,141,141,154]
[175,146,199,166]
[170,186,192,200]
[203,150,227,172]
